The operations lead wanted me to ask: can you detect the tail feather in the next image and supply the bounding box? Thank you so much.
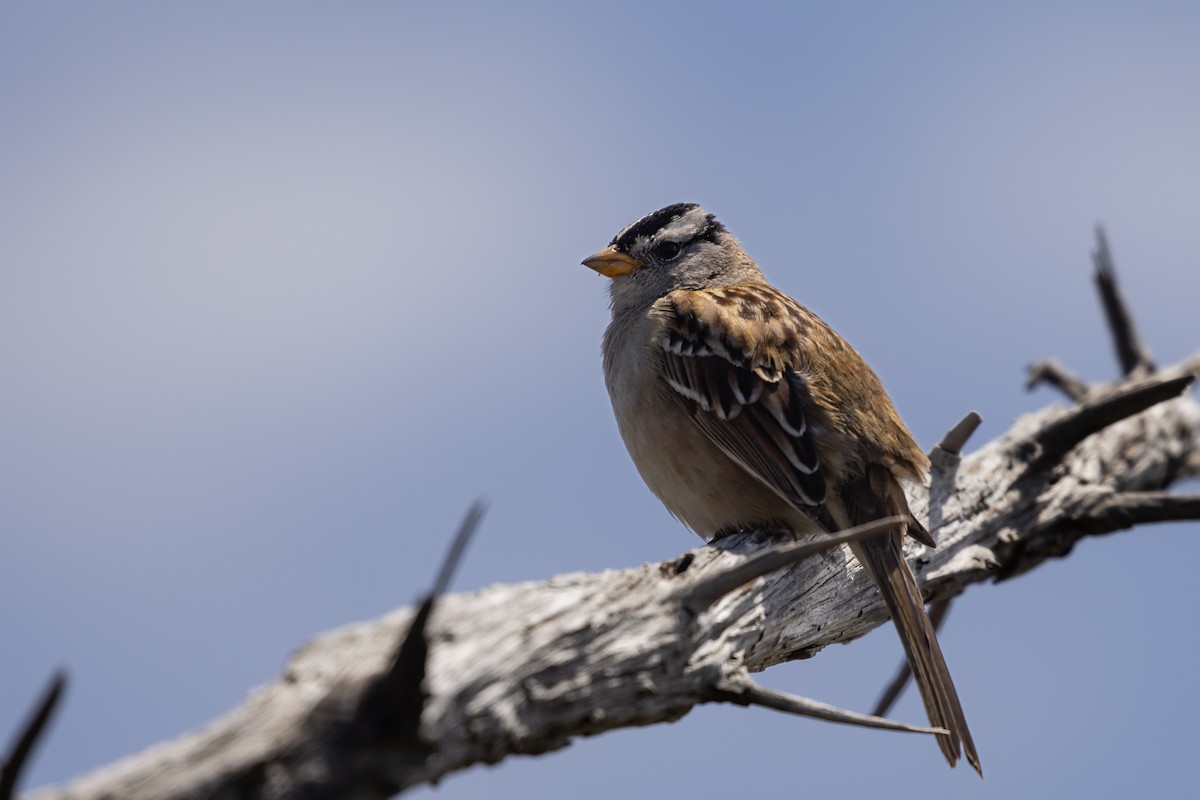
[850,535,980,773]
[845,466,982,775]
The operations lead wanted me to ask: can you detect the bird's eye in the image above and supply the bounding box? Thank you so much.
[652,241,681,261]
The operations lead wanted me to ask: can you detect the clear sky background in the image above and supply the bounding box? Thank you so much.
[3,2,1199,798]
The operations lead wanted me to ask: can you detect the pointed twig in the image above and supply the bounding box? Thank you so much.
[1032,374,1194,464]
[0,671,67,800]
[929,411,983,475]
[711,675,948,736]
[1094,226,1155,376]
[1026,360,1090,402]
[431,500,486,598]
[682,517,905,611]
[343,499,487,747]
[930,412,981,480]
[937,411,983,456]
[870,599,952,718]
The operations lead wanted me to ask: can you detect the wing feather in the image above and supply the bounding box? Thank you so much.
[655,288,828,512]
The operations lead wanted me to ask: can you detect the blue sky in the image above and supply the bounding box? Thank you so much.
[2,2,1199,798]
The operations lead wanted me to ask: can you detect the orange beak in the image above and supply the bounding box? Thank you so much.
[582,246,643,278]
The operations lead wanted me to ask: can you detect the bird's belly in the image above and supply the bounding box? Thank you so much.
[610,368,815,539]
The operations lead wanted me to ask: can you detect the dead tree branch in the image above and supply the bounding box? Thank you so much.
[1,673,66,800]
[21,241,1200,800]
[1093,225,1155,376]
[877,228,1196,716]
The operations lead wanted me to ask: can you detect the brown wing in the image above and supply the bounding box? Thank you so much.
[657,289,973,770]
[654,286,832,524]
[656,284,936,545]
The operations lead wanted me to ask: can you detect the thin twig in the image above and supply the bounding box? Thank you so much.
[342,499,487,747]
[432,499,488,597]
[1094,226,1155,376]
[712,676,948,736]
[1026,360,1090,401]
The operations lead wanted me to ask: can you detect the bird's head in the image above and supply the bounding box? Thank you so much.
[582,203,760,311]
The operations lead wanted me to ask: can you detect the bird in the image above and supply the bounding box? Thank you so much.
[582,202,980,774]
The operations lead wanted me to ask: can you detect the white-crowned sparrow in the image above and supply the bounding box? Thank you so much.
[583,203,980,773]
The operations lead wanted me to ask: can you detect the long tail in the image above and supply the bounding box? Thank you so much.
[844,466,981,775]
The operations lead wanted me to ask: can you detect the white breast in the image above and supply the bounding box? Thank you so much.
[602,308,814,538]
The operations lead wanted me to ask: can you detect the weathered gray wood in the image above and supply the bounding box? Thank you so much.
[23,355,1198,800]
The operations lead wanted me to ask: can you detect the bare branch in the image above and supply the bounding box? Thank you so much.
[22,232,1200,800]
[332,500,487,752]
[1031,373,1194,464]
[29,357,1198,800]
[1026,359,1090,401]
[432,500,487,598]
[711,675,947,736]
[1094,225,1156,375]
[1,671,66,800]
